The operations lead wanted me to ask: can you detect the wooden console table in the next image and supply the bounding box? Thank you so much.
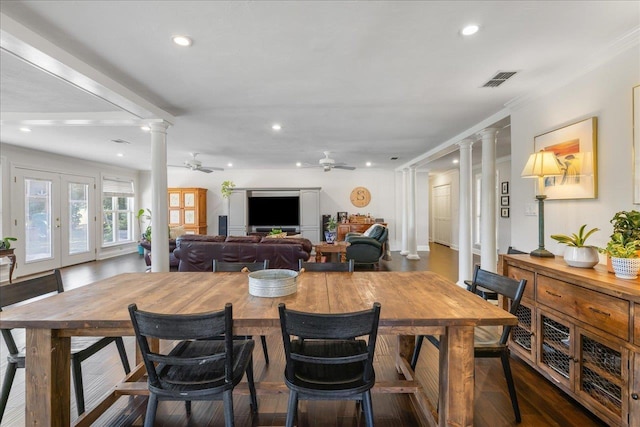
[500,254,640,426]
[0,248,16,283]
[337,222,387,241]
[314,241,350,262]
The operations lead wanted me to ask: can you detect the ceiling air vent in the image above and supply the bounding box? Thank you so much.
[482,71,517,88]
[111,139,131,144]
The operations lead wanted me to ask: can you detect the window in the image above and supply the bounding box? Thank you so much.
[102,177,134,246]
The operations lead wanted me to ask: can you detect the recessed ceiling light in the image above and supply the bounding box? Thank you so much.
[117,153,124,157]
[453,159,459,164]
[172,35,192,47]
[227,163,233,167]
[296,162,302,167]
[366,162,372,167]
[272,123,282,131]
[461,24,479,36]
[19,127,31,133]
[141,126,150,132]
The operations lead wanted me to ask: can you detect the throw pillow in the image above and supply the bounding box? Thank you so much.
[363,223,385,240]
[265,232,287,238]
[169,226,186,239]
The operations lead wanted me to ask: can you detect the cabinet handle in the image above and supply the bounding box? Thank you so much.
[632,393,639,400]
[588,307,611,317]
[545,290,562,298]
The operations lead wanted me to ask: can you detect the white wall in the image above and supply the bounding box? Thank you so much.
[510,47,639,257]
[152,167,405,250]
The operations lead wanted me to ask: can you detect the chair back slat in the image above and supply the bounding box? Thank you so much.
[471,266,526,304]
[129,306,227,340]
[280,305,380,339]
[212,260,269,272]
[0,270,63,308]
[299,259,354,272]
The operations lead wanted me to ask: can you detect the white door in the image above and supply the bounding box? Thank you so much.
[432,184,451,246]
[13,168,96,277]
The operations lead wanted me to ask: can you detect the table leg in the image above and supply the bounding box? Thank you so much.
[26,329,70,426]
[316,249,322,263]
[439,326,474,427]
[7,254,16,284]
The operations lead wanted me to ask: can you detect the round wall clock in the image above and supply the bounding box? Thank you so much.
[350,186,371,208]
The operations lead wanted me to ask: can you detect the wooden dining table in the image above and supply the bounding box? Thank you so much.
[0,271,516,427]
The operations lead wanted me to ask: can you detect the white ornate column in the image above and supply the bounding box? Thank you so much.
[480,128,498,272]
[407,166,420,260]
[458,139,474,286]
[150,121,170,272]
[400,168,409,256]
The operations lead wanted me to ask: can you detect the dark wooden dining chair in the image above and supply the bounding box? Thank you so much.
[298,259,354,272]
[278,302,381,427]
[411,265,527,423]
[212,259,270,363]
[0,269,131,420]
[128,303,257,427]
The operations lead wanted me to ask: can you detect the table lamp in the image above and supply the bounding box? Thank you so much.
[521,150,563,257]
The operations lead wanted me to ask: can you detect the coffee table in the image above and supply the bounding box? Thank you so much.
[314,241,350,262]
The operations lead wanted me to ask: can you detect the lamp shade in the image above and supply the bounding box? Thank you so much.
[521,150,563,178]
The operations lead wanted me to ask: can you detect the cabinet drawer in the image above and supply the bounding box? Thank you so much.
[537,275,629,340]
[506,266,535,301]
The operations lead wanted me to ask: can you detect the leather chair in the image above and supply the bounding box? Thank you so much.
[345,224,388,268]
[139,238,179,270]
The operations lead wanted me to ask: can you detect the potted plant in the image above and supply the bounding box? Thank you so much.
[0,237,17,250]
[221,180,235,199]
[550,224,600,268]
[600,233,640,279]
[606,210,640,272]
[136,208,152,243]
[325,216,338,244]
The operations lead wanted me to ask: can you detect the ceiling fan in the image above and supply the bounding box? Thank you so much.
[168,153,224,173]
[303,151,356,172]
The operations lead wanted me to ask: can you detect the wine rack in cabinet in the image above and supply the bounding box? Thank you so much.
[500,254,639,426]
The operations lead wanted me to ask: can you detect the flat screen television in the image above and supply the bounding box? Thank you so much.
[248,196,300,226]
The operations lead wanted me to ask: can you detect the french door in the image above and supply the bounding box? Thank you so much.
[13,168,96,277]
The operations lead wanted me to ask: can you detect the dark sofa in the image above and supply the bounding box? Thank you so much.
[174,235,312,271]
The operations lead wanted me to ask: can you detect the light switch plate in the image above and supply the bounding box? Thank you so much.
[525,203,538,216]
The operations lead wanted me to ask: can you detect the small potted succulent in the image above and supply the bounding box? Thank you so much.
[600,233,640,279]
[606,210,640,272]
[325,216,338,243]
[550,224,600,268]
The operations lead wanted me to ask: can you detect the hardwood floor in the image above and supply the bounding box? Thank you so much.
[0,245,607,426]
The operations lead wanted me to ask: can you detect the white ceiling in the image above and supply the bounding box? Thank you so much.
[0,1,638,172]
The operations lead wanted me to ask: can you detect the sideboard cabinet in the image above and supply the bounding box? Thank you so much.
[168,188,207,235]
[500,255,640,426]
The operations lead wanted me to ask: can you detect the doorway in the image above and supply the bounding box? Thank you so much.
[13,168,96,277]
[432,184,452,246]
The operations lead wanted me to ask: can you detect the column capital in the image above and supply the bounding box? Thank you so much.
[478,127,499,139]
[149,120,171,133]
[457,138,474,148]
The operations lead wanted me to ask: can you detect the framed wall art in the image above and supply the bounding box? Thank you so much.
[501,181,509,195]
[534,117,597,200]
[501,196,510,206]
[501,208,510,218]
[634,85,640,204]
